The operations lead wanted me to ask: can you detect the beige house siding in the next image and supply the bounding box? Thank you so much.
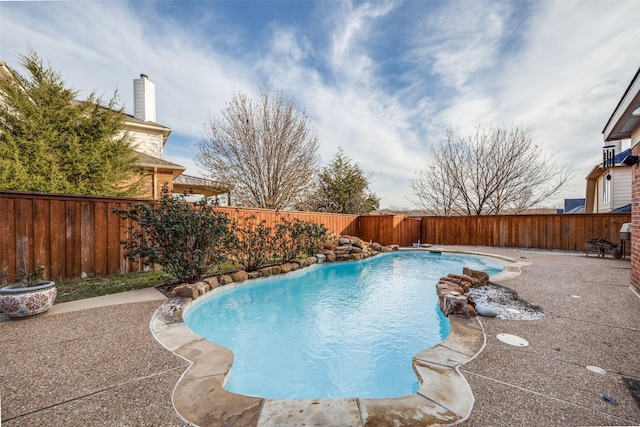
[130,130,164,158]
[612,167,632,209]
[595,168,632,213]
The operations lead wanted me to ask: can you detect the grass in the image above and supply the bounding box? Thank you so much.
[52,261,244,304]
[54,270,174,304]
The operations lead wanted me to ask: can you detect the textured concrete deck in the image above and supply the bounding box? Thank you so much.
[1,248,639,426]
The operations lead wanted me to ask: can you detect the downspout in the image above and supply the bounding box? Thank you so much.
[153,167,158,199]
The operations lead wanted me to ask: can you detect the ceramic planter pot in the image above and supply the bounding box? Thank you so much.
[0,281,57,318]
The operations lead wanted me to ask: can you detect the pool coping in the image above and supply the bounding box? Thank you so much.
[150,249,528,426]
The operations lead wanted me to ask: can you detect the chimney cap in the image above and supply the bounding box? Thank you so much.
[140,73,148,79]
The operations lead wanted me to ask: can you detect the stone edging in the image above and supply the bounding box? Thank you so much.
[150,248,524,426]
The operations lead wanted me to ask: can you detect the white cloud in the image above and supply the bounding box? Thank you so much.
[2,0,640,209]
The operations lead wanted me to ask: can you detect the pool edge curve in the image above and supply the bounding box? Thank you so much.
[150,250,525,426]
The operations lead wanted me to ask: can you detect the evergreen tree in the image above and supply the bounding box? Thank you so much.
[306,149,380,214]
[0,50,139,196]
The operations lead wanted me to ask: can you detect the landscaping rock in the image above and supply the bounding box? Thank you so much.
[231,270,248,282]
[324,251,336,262]
[171,284,199,299]
[248,272,261,279]
[219,275,234,285]
[280,263,292,273]
[260,267,273,277]
[307,256,318,265]
[440,293,469,317]
[271,265,282,275]
[463,267,490,285]
[316,254,327,263]
[338,237,352,246]
[290,262,300,271]
[203,276,219,289]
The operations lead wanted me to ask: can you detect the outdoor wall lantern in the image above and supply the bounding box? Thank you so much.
[621,155,640,166]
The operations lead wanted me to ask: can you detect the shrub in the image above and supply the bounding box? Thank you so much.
[273,217,329,261]
[227,214,276,272]
[113,188,232,283]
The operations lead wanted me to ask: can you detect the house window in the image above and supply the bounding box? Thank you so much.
[603,174,611,203]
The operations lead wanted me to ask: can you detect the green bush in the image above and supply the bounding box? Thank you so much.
[113,188,232,283]
[273,217,329,261]
[227,214,276,272]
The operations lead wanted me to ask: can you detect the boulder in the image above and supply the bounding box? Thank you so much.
[280,263,292,273]
[439,293,469,317]
[231,270,248,282]
[219,275,234,285]
[260,267,273,277]
[324,243,337,251]
[271,265,282,275]
[463,268,490,285]
[437,279,464,291]
[349,246,363,253]
[247,272,261,279]
[193,281,210,295]
[316,254,327,263]
[371,242,382,251]
[324,251,336,262]
[171,284,200,299]
[350,253,364,260]
[336,245,352,252]
[338,237,352,246]
[336,253,352,261]
[389,245,400,251]
[203,276,219,289]
[306,256,318,265]
[290,262,300,271]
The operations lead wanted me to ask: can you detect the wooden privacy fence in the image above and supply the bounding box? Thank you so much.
[420,213,631,251]
[358,213,631,252]
[0,190,632,282]
[0,191,358,282]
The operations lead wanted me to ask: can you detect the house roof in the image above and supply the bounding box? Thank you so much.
[611,203,632,213]
[603,66,640,141]
[173,174,233,198]
[586,148,632,180]
[123,113,172,144]
[135,151,185,178]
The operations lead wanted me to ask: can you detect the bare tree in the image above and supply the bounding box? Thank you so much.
[196,86,319,210]
[409,124,573,215]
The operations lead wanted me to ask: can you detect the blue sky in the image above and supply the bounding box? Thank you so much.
[1,0,639,209]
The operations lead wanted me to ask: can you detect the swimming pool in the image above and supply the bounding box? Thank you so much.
[184,251,503,399]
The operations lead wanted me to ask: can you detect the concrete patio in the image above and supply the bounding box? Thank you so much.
[1,247,639,426]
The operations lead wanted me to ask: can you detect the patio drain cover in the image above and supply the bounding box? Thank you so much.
[586,365,606,374]
[496,333,529,347]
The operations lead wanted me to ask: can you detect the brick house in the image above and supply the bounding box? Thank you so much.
[125,74,232,202]
[602,67,640,293]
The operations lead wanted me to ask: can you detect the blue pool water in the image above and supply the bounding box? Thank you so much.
[184,251,503,399]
